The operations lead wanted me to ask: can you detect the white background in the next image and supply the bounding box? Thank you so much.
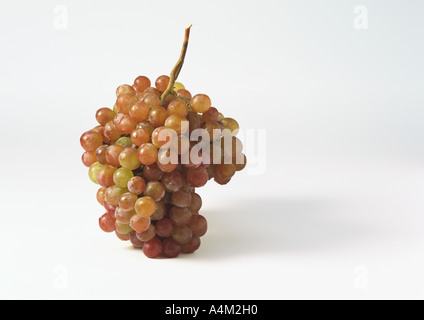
[0,0,423,299]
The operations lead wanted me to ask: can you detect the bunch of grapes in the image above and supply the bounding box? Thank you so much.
[80,26,246,258]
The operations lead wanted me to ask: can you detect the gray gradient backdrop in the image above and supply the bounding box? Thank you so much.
[0,0,423,299]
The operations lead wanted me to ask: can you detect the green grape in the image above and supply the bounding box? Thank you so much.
[113,167,134,188]
[115,221,133,235]
[173,82,185,92]
[115,137,133,148]
[119,147,141,170]
[89,162,105,184]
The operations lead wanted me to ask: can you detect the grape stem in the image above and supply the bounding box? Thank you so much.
[160,24,192,105]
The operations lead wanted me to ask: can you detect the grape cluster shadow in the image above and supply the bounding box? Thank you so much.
[187,197,374,260]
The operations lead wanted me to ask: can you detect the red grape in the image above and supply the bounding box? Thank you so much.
[143,238,163,258]
[189,214,208,237]
[155,218,174,237]
[187,166,209,187]
[80,131,103,152]
[181,236,201,254]
[162,238,182,258]
[99,213,116,233]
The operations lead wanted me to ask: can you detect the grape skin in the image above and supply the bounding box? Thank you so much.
[190,94,211,113]
[143,238,163,258]
[143,163,164,181]
[130,214,151,233]
[171,189,192,208]
[82,151,97,167]
[96,108,116,126]
[133,76,151,93]
[80,131,103,152]
[137,143,158,166]
[150,201,167,221]
[189,214,208,237]
[135,197,158,218]
[187,166,209,188]
[155,75,170,92]
[115,231,130,241]
[144,181,166,202]
[162,238,182,258]
[172,225,192,245]
[129,232,144,248]
[155,218,174,238]
[99,213,116,233]
[127,176,146,195]
[115,208,135,224]
[162,171,184,193]
[181,236,201,254]
[169,206,192,225]
[136,224,156,242]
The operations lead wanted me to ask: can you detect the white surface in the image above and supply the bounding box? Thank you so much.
[1,0,423,300]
